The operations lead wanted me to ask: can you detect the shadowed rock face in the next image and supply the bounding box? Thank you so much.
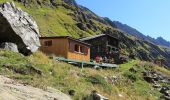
[0,2,40,55]
[0,42,18,52]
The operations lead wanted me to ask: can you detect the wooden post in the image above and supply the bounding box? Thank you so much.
[81,62,84,72]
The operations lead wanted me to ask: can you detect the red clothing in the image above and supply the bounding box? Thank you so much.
[95,56,101,63]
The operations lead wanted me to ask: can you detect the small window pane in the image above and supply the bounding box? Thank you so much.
[80,46,84,53]
[74,44,79,52]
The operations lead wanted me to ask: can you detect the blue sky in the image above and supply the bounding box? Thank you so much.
[75,0,170,41]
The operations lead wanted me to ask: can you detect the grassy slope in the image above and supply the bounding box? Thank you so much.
[0,0,86,38]
[0,50,169,100]
[21,6,86,38]
[1,0,114,38]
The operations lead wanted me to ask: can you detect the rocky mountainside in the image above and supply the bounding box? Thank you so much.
[113,21,170,47]
[1,0,170,68]
[156,37,170,47]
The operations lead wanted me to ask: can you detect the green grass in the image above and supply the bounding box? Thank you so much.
[119,60,139,72]
[18,5,78,37]
[0,50,169,100]
[0,0,13,3]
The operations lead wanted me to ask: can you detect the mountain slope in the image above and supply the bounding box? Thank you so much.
[0,1,170,100]
[8,0,115,38]
[113,21,147,40]
[1,0,170,67]
[113,21,170,47]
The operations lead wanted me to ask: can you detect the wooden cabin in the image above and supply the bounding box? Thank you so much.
[80,34,120,63]
[40,36,90,62]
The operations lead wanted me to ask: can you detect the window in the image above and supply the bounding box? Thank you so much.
[80,46,84,53]
[69,41,88,55]
[84,47,88,55]
[44,40,52,46]
[80,45,88,54]
[73,44,88,55]
[74,44,79,52]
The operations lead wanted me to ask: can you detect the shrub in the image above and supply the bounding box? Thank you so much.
[124,71,138,82]
[86,75,112,93]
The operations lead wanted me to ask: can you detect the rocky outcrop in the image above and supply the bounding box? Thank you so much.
[63,0,77,6]
[143,70,170,99]
[50,0,58,6]
[17,0,31,6]
[0,2,40,55]
[90,90,109,100]
[143,70,170,84]
[76,22,87,31]
[160,86,170,100]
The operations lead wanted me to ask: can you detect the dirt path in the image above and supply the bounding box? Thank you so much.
[0,75,71,100]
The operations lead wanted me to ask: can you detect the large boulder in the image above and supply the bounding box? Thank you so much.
[0,2,40,55]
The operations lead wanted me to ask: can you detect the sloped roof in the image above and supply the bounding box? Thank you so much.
[40,36,91,46]
[79,34,119,41]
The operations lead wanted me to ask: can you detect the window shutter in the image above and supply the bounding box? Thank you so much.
[69,41,75,52]
[84,46,88,55]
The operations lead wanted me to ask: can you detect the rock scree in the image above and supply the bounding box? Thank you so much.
[143,70,170,99]
[0,75,72,100]
[0,2,40,55]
